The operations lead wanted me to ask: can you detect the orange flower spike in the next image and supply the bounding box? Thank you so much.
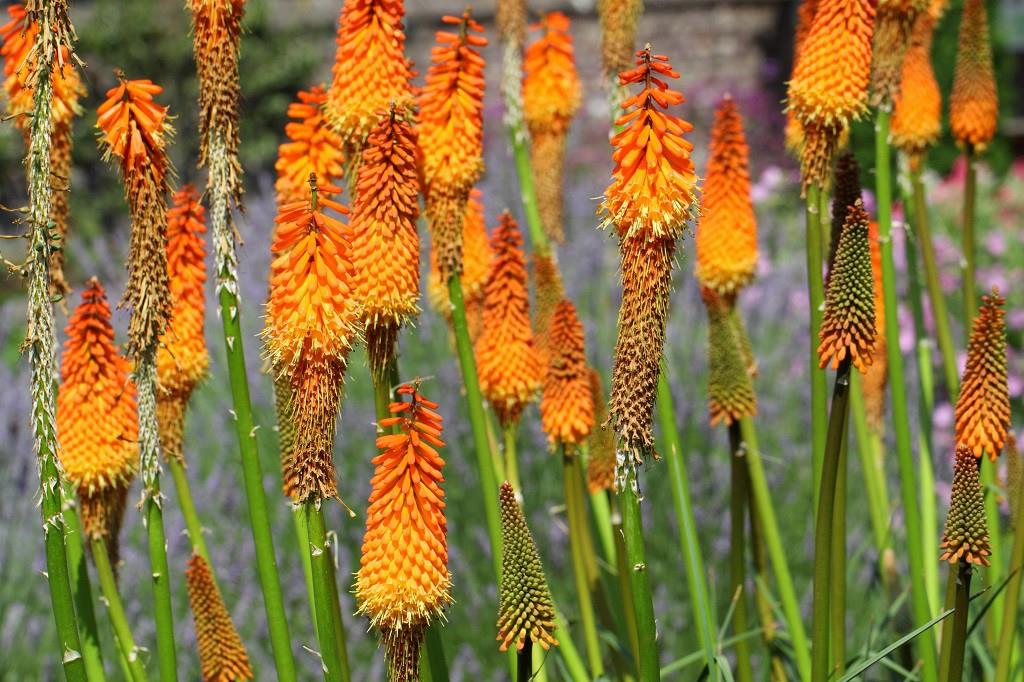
[891,12,941,165]
[97,78,172,182]
[476,212,543,427]
[325,0,414,150]
[541,300,594,447]
[695,96,758,296]
[523,12,581,137]
[186,554,254,681]
[599,46,699,242]
[955,290,1010,460]
[274,86,345,207]
[950,0,998,150]
[860,220,889,431]
[350,107,421,375]
[784,0,818,153]
[356,382,452,681]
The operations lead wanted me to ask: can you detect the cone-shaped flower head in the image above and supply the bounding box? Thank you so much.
[891,11,941,163]
[695,96,758,296]
[350,107,421,376]
[476,212,542,426]
[419,10,487,283]
[598,0,643,79]
[787,0,875,189]
[188,0,244,196]
[325,0,414,151]
[784,0,819,154]
[950,0,998,149]
[96,76,174,358]
[541,300,594,447]
[861,220,889,432]
[940,446,991,566]
[586,369,616,493]
[599,46,698,242]
[265,177,359,501]
[356,382,451,682]
[955,289,1009,460]
[274,86,345,208]
[827,150,863,283]
[818,200,877,372]
[870,0,929,108]
[426,189,491,330]
[186,553,254,681]
[703,288,757,426]
[531,251,565,371]
[57,279,138,545]
[523,12,581,244]
[496,481,558,651]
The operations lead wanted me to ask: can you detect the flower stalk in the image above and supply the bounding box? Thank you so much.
[91,535,148,682]
[727,422,754,682]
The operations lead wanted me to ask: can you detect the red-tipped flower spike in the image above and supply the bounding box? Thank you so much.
[695,96,758,296]
[325,0,414,150]
[541,300,594,447]
[950,0,998,150]
[265,178,360,501]
[476,212,542,427]
[419,10,487,283]
[274,86,345,207]
[356,382,451,682]
[955,289,1010,460]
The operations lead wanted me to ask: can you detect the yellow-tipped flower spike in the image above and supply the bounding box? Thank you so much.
[419,10,487,283]
[356,382,451,682]
[264,178,360,502]
[598,0,643,80]
[185,553,254,681]
[586,369,616,493]
[870,0,929,109]
[817,200,877,373]
[274,86,345,208]
[955,289,1010,460]
[950,0,998,150]
[496,482,559,651]
[541,300,594,448]
[476,212,542,427]
[57,279,138,557]
[940,446,991,567]
[523,12,582,243]
[703,288,757,427]
[891,11,941,166]
[787,0,875,189]
[695,96,758,296]
[350,107,421,377]
[325,0,414,152]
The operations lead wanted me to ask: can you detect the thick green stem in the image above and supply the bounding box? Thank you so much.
[217,287,296,680]
[91,535,148,682]
[805,184,828,514]
[612,495,642,674]
[980,462,1003,644]
[993,471,1024,681]
[588,481,617,570]
[292,506,318,636]
[142,478,176,682]
[728,423,754,682]
[811,358,852,681]
[448,274,503,581]
[620,473,660,682]
[563,448,604,677]
[656,372,717,677]
[849,377,891,558]
[504,423,522,492]
[63,503,105,681]
[168,458,209,561]
[830,434,849,676]
[876,109,939,681]
[961,147,977,330]
[738,416,812,682]
[747,488,787,681]
[304,500,349,682]
[939,564,972,682]
[555,610,590,682]
[422,627,450,682]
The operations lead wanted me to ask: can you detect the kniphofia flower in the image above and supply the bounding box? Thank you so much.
[156,185,209,464]
[541,300,594,447]
[325,0,414,151]
[586,369,616,493]
[496,481,559,651]
[950,0,998,149]
[418,10,487,283]
[861,220,889,432]
[56,279,138,561]
[870,0,929,108]
[940,446,991,566]
[695,96,758,296]
[186,553,254,681]
[827,150,863,284]
[96,76,174,357]
[522,12,581,243]
[356,382,451,681]
[264,178,360,501]
[703,288,757,427]
[531,251,565,371]
[955,290,1009,460]
[891,11,942,167]
[784,0,818,153]
[274,86,345,207]
[349,107,420,376]
[475,212,542,426]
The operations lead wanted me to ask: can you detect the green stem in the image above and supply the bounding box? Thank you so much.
[612,495,642,674]
[422,627,450,682]
[993,469,1024,681]
[447,274,503,581]
[656,372,717,677]
[304,500,349,682]
[830,433,849,676]
[518,635,534,682]
[168,458,209,561]
[805,184,828,514]
[938,568,957,679]
[876,108,939,682]
[739,416,812,682]
[620,473,660,682]
[811,358,852,682]
[980,462,1003,645]
[563,448,604,677]
[63,502,105,681]
[588,483,618,574]
[292,506,318,637]
[143,479,177,681]
[849,376,891,557]
[91,535,148,682]
[728,423,754,682]
[217,287,297,681]
[746,488,786,681]
[504,423,521,492]
[939,564,972,682]
[554,610,589,682]
[961,147,977,330]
